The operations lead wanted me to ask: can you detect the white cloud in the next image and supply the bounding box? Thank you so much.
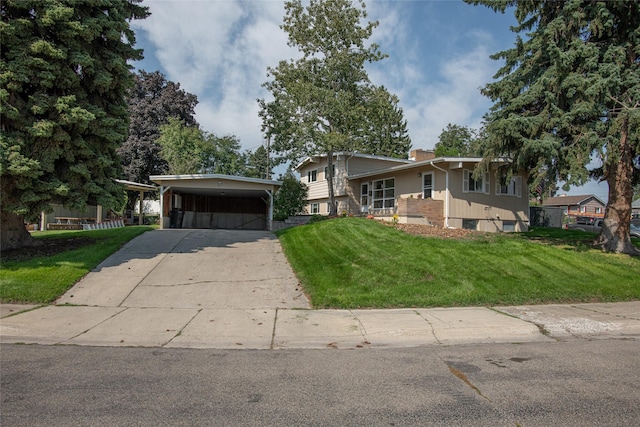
[132,0,294,149]
[132,1,508,154]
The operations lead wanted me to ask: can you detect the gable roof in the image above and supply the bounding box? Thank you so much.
[543,195,605,207]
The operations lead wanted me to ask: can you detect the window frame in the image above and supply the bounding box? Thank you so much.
[372,177,395,210]
[307,169,317,183]
[503,220,516,232]
[324,164,335,180]
[422,172,434,199]
[310,202,319,214]
[463,170,489,194]
[496,175,523,197]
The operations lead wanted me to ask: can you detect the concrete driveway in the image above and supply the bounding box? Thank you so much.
[57,229,310,310]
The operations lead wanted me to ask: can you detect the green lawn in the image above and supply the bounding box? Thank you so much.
[0,226,155,303]
[276,217,640,308]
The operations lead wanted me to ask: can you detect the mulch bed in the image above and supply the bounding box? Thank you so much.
[392,223,483,240]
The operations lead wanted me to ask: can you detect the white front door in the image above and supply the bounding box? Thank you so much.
[360,183,369,213]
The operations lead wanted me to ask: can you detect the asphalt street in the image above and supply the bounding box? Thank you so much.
[2,339,638,426]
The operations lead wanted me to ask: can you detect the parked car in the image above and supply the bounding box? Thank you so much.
[567,218,604,233]
[631,221,640,238]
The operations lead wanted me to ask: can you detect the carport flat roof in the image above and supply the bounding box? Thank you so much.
[150,174,283,198]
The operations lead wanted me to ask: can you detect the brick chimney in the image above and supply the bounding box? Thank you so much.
[409,149,436,161]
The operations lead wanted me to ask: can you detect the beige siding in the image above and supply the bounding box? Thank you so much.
[447,167,529,231]
[302,154,406,213]
[300,155,529,231]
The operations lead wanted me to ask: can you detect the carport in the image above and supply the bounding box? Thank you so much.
[150,174,282,231]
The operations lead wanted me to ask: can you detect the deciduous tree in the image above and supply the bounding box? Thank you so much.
[434,124,475,157]
[1,0,148,250]
[259,0,410,216]
[119,70,198,208]
[467,0,640,254]
[156,118,206,175]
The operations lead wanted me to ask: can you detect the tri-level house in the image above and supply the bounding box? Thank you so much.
[296,149,529,232]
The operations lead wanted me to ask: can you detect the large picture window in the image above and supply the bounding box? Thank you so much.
[463,170,489,194]
[373,178,395,209]
[496,175,522,197]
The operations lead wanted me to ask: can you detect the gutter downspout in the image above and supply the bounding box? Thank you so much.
[429,162,451,228]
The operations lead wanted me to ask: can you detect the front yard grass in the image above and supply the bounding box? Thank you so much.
[276,217,640,308]
[0,226,155,303]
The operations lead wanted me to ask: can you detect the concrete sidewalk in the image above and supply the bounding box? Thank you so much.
[1,229,639,349]
[1,302,639,349]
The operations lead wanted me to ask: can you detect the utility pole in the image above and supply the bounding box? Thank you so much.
[266,134,271,180]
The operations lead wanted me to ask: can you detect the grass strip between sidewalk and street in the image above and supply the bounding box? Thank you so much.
[276,217,640,309]
[0,226,155,304]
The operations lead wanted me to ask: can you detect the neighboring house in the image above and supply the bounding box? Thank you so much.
[296,149,529,232]
[632,198,640,218]
[542,195,606,218]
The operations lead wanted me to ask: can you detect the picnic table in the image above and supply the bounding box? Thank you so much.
[55,217,96,224]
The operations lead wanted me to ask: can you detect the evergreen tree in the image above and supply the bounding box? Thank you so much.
[1,0,148,250]
[467,0,640,254]
[259,0,410,216]
[363,86,411,159]
[273,169,309,221]
[245,145,273,179]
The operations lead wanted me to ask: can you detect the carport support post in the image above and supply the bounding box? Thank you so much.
[265,189,273,231]
[159,186,171,229]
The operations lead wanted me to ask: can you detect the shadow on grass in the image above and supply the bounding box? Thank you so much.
[523,227,601,251]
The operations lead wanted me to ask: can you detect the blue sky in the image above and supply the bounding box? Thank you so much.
[130,0,608,202]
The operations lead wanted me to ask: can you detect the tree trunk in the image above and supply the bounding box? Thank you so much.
[326,151,337,216]
[1,209,40,251]
[595,120,638,255]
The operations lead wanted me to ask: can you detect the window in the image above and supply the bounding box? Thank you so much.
[307,170,317,182]
[496,175,522,197]
[311,203,319,214]
[324,165,335,180]
[595,207,602,214]
[462,219,478,230]
[463,170,489,194]
[373,178,395,209]
[580,206,586,213]
[360,183,369,212]
[503,221,516,232]
[423,173,433,199]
